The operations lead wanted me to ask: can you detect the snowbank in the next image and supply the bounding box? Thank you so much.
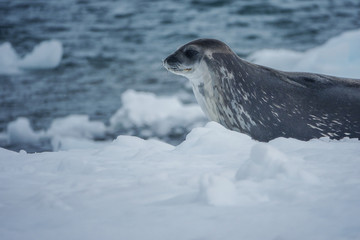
[0,122,359,240]
[0,39,62,74]
[249,29,360,78]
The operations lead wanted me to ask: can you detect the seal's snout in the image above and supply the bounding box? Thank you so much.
[164,55,178,66]
[163,52,193,74]
[163,54,181,72]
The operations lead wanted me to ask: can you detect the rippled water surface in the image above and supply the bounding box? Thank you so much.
[1,0,360,151]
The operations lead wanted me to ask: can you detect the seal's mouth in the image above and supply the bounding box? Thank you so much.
[168,67,192,72]
[163,61,192,73]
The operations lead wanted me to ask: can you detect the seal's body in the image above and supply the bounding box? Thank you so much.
[163,39,360,141]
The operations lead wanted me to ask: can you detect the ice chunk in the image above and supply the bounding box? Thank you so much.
[0,90,204,152]
[0,40,62,74]
[47,115,107,151]
[47,115,106,139]
[0,42,20,74]
[18,40,63,69]
[109,90,206,137]
[6,117,44,145]
[2,115,106,151]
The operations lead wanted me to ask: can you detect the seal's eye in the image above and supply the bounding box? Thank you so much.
[184,49,199,59]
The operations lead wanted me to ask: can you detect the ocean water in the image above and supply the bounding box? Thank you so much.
[1,0,360,152]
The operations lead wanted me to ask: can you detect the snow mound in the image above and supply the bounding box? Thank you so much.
[192,131,319,207]
[198,174,238,206]
[109,89,206,138]
[176,121,252,154]
[249,29,360,78]
[235,143,309,182]
[0,40,62,74]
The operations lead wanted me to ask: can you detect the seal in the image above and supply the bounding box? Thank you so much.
[163,38,360,141]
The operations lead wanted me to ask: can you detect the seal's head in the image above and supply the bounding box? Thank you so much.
[163,39,235,121]
[163,39,233,78]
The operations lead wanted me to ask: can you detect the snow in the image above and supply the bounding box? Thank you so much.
[249,29,360,78]
[0,39,62,74]
[0,122,360,240]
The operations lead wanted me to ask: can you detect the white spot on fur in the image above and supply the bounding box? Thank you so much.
[307,124,324,131]
[205,51,214,60]
[230,100,257,131]
[219,66,235,81]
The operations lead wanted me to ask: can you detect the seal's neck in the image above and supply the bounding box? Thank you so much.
[186,61,210,86]
[185,62,219,121]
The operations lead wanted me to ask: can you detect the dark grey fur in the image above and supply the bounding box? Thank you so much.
[164,39,360,141]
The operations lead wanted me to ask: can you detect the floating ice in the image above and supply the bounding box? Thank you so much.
[249,29,360,78]
[6,117,45,145]
[0,39,63,74]
[1,115,107,151]
[47,115,106,140]
[47,115,108,151]
[0,90,206,151]
[18,40,63,70]
[0,42,20,74]
[109,89,206,138]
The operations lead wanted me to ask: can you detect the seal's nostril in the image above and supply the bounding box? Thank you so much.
[165,55,178,65]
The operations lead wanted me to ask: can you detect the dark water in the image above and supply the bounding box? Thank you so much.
[1,0,360,151]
